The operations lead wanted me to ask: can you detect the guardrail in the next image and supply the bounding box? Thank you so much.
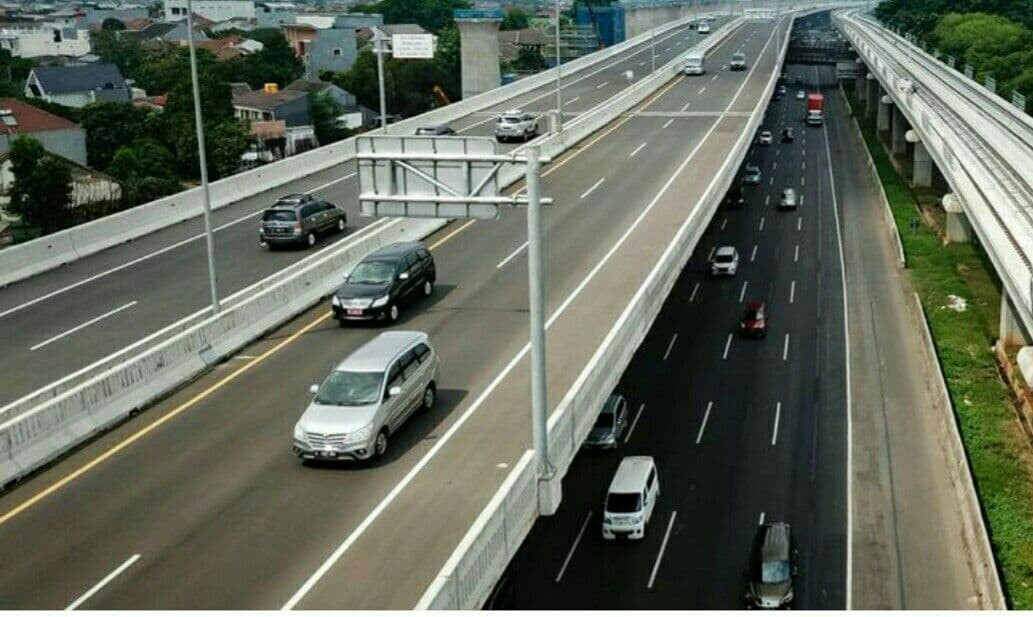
[0,8,716,289]
[838,11,1033,336]
[0,15,745,491]
[417,11,792,609]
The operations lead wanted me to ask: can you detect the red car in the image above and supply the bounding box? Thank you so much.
[741,302,767,338]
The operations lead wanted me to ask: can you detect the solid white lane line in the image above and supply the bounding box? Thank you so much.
[739,280,748,303]
[580,177,606,200]
[689,281,700,303]
[722,332,733,360]
[625,403,645,444]
[31,301,138,351]
[648,511,678,589]
[596,81,610,89]
[66,554,140,610]
[496,241,529,269]
[797,216,802,231]
[794,244,799,262]
[568,96,580,104]
[789,280,796,304]
[630,142,648,158]
[662,119,674,129]
[750,245,758,262]
[555,512,592,583]
[696,401,713,444]
[759,511,766,525]
[782,333,790,361]
[698,86,706,94]
[758,217,765,231]
[771,402,782,445]
[663,333,678,361]
[720,217,728,231]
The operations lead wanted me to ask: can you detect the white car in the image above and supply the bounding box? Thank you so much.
[494,109,539,142]
[779,187,798,210]
[758,130,773,145]
[711,246,739,276]
[698,21,711,34]
[795,90,806,100]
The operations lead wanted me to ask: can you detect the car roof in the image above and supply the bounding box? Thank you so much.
[501,109,524,116]
[758,522,792,561]
[608,456,655,493]
[277,193,308,202]
[715,246,736,256]
[782,187,796,193]
[601,393,623,414]
[336,331,428,372]
[746,301,765,311]
[363,241,426,261]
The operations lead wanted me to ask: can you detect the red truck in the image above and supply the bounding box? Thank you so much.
[806,93,824,126]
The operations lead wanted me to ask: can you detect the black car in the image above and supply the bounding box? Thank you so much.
[259,193,347,249]
[415,125,456,136]
[723,183,746,209]
[781,127,794,142]
[332,242,436,324]
[745,522,799,609]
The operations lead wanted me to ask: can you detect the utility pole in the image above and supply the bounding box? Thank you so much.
[525,145,551,480]
[184,0,219,313]
[555,0,563,131]
[373,28,389,133]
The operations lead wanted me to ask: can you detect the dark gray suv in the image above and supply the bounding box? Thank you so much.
[259,193,347,249]
[332,242,436,324]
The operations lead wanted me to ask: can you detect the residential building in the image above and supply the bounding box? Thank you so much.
[74,4,149,29]
[192,34,262,60]
[163,0,254,22]
[0,23,91,58]
[281,13,381,79]
[122,19,209,43]
[284,77,375,125]
[232,84,310,127]
[24,63,132,108]
[498,27,546,65]
[255,1,296,28]
[0,98,87,166]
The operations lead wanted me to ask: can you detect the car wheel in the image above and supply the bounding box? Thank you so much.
[422,382,436,410]
[422,280,433,297]
[388,304,399,322]
[306,232,316,247]
[336,217,346,232]
[374,429,389,458]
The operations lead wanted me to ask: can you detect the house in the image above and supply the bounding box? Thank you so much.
[0,152,122,211]
[123,18,209,44]
[191,34,262,60]
[25,63,132,108]
[0,23,91,58]
[281,13,381,79]
[0,98,87,166]
[163,0,255,22]
[284,78,375,126]
[498,27,546,64]
[232,84,310,127]
[255,1,296,28]
[209,17,256,32]
[74,5,148,29]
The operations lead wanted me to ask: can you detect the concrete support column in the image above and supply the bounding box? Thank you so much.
[891,105,907,155]
[866,74,878,118]
[456,17,502,100]
[877,93,891,132]
[1000,293,1030,347]
[855,74,866,99]
[942,193,971,244]
[906,129,932,187]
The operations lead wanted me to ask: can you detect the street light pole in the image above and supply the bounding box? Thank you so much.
[374,28,389,133]
[555,0,562,131]
[184,0,219,313]
[650,1,656,74]
[525,145,551,479]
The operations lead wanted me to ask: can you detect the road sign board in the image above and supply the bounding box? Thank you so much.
[392,34,434,59]
[453,8,503,20]
[357,135,505,219]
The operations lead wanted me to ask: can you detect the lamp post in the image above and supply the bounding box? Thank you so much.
[184,0,219,313]
[373,27,390,133]
[555,0,563,131]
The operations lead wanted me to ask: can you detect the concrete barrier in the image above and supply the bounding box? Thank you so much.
[416,12,792,609]
[0,9,711,289]
[911,293,1007,610]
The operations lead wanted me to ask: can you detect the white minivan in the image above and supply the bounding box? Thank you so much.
[602,456,660,540]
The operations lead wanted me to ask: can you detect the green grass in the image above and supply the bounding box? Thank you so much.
[847,91,1033,608]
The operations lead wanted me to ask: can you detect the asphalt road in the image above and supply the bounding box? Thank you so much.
[501,62,848,610]
[0,19,783,609]
[0,17,727,408]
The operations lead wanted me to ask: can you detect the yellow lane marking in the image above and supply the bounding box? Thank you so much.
[428,219,477,250]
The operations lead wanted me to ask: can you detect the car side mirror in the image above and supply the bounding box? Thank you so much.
[398,272,410,280]
[309,384,319,394]
[389,386,402,397]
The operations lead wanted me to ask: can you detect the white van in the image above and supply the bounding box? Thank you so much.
[602,456,660,540]
[682,50,705,75]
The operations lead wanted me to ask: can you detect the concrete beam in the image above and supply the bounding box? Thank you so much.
[1000,293,1030,347]
[456,18,502,100]
[942,193,971,243]
[891,104,907,155]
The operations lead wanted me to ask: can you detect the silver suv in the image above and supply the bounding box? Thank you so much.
[494,109,539,142]
[293,331,439,462]
[259,193,347,249]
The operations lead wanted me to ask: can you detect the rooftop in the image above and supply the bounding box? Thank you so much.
[232,87,307,111]
[0,97,79,135]
[29,63,126,94]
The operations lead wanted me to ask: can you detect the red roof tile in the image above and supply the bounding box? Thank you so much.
[0,98,79,136]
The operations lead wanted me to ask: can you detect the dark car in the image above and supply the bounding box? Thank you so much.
[745,522,799,609]
[331,242,436,324]
[740,301,767,338]
[723,184,746,209]
[742,164,762,185]
[415,124,456,136]
[259,193,347,249]
[781,127,794,142]
[583,393,629,448]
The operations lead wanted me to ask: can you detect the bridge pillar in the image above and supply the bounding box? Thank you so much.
[942,193,971,244]
[455,15,502,100]
[877,93,891,132]
[866,74,879,118]
[891,105,907,155]
[1000,293,1030,347]
[855,73,866,101]
[906,129,932,187]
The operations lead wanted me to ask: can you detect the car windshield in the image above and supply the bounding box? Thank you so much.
[606,492,641,513]
[314,371,384,406]
[499,115,521,124]
[746,307,763,320]
[715,253,734,263]
[593,410,615,429]
[415,128,436,135]
[262,210,296,222]
[747,166,759,174]
[348,261,396,285]
[761,559,791,584]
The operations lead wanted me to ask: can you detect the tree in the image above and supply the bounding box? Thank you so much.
[7,138,73,234]
[79,102,149,170]
[353,0,472,33]
[501,8,531,31]
[107,143,182,206]
[101,17,126,30]
[221,30,304,89]
[91,29,145,78]
[310,91,346,145]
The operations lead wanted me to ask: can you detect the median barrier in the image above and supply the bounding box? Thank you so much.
[417,12,792,609]
[0,10,711,289]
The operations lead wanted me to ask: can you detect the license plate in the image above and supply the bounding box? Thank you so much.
[346,309,362,316]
